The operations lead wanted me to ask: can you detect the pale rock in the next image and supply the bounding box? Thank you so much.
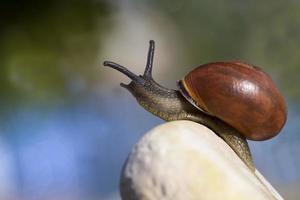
[120,120,283,200]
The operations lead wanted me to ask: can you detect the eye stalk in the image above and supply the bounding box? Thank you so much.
[103,40,155,86]
[144,40,155,77]
[103,61,146,86]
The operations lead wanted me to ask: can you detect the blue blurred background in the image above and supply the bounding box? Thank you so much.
[0,0,300,199]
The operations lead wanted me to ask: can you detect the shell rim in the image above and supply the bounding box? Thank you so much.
[177,80,209,115]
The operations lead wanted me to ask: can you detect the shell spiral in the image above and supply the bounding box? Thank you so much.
[179,61,287,141]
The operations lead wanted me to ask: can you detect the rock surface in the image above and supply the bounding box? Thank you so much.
[120,120,283,200]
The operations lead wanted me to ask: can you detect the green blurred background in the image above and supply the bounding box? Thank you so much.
[0,0,300,199]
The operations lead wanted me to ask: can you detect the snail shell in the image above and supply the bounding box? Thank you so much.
[178,61,287,141]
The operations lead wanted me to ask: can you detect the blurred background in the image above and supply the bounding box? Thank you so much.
[0,0,300,199]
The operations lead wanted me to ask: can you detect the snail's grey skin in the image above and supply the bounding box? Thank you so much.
[103,40,254,171]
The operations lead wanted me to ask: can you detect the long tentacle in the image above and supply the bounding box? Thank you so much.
[144,40,155,77]
[103,61,145,85]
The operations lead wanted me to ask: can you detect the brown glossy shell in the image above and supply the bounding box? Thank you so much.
[179,61,287,141]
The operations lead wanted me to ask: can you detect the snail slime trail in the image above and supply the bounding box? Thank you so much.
[103,40,287,172]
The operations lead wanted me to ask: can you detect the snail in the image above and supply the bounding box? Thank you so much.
[103,40,287,171]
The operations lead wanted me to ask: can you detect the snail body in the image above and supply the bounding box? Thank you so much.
[103,40,287,172]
